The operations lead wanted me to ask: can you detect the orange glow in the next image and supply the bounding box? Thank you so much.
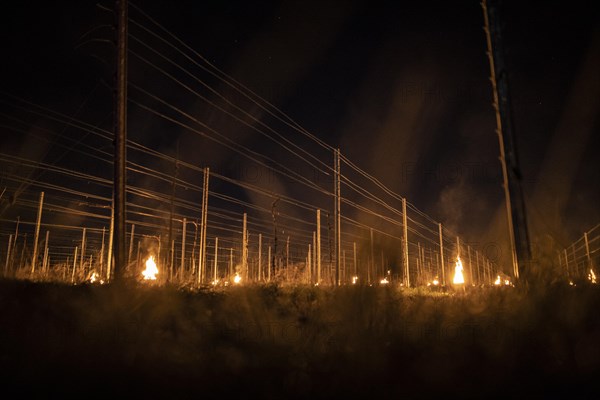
[233,273,242,284]
[142,256,158,280]
[453,256,464,284]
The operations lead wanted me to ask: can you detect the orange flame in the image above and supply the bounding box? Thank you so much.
[142,256,158,280]
[453,256,465,284]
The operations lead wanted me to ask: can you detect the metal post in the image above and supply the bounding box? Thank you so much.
[128,224,135,266]
[80,228,87,273]
[181,218,187,277]
[317,209,321,284]
[107,206,114,281]
[353,241,357,279]
[402,198,409,286]
[31,191,44,275]
[242,213,248,280]
[439,223,445,286]
[258,233,262,281]
[42,231,50,273]
[584,232,592,270]
[72,246,78,283]
[213,237,218,283]
[334,148,341,287]
[5,234,13,276]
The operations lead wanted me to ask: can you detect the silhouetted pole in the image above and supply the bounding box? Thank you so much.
[113,0,128,283]
[482,0,531,282]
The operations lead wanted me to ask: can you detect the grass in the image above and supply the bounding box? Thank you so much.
[0,279,598,399]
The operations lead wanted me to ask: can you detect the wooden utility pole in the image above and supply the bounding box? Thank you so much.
[113,0,128,283]
[482,0,531,281]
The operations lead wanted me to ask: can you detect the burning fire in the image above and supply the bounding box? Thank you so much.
[494,275,512,286]
[380,277,389,285]
[589,269,597,284]
[453,256,465,284]
[142,256,158,280]
[89,271,104,284]
[351,276,358,285]
[233,273,242,284]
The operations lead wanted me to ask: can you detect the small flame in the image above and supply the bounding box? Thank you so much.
[432,277,439,286]
[453,256,464,284]
[380,277,389,285]
[494,275,501,285]
[233,273,242,284]
[89,271,104,284]
[142,256,158,280]
[212,279,219,286]
[589,269,597,284]
[352,276,358,284]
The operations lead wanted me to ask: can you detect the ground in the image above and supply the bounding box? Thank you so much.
[0,279,598,399]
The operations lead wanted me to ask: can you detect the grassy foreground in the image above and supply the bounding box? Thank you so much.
[0,279,599,399]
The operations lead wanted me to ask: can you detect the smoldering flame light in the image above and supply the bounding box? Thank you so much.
[453,256,465,284]
[142,256,158,280]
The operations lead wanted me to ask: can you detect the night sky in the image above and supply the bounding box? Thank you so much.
[1,0,598,273]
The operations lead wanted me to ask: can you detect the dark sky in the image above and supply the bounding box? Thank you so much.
[1,0,599,273]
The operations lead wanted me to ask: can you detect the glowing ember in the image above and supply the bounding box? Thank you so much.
[89,271,103,284]
[453,256,465,284]
[432,277,439,286]
[142,256,158,280]
[351,276,358,284]
[233,273,242,284]
[212,279,219,286]
[589,269,597,284]
[380,277,389,285]
[494,275,501,285]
